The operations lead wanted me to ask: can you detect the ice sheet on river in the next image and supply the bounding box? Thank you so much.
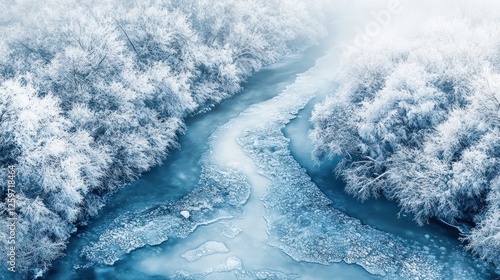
[81,166,250,265]
[236,102,492,279]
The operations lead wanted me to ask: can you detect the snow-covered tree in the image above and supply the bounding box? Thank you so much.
[311,17,500,268]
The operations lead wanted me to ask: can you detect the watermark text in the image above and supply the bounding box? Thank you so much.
[342,0,404,56]
[6,165,17,273]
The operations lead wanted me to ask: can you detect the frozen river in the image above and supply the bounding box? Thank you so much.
[45,17,496,280]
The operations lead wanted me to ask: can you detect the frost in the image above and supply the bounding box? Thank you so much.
[181,241,229,262]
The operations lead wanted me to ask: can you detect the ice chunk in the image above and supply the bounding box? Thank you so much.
[181,241,229,262]
[180,211,190,219]
[205,256,242,274]
[218,221,242,239]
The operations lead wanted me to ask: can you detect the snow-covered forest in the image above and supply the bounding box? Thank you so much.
[311,12,500,269]
[2,0,500,279]
[0,0,332,277]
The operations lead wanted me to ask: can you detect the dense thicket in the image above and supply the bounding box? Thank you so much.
[311,18,500,268]
[0,0,331,277]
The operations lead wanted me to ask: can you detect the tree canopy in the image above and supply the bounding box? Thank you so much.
[311,17,500,268]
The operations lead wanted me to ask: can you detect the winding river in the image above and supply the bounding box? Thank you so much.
[44,24,497,280]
